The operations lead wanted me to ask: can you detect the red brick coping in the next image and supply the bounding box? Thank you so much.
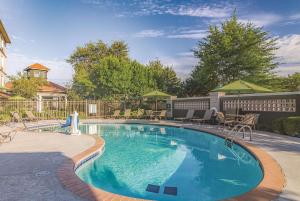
[57,125,285,201]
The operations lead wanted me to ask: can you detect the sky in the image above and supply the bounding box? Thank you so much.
[0,0,300,85]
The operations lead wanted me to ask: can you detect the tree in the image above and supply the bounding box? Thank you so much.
[68,41,182,99]
[186,12,278,95]
[147,60,182,95]
[10,73,46,99]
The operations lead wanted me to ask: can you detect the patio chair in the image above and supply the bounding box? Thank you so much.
[10,112,25,123]
[10,112,28,130]
[0,125,17,143]
[216,112,235,128]
[132,109,144,119]
[191,109,213,124]
[122,109,131,119]
[109,109,121,119]
[157,110,167,120]
[174,109,195,121]
[144,110,154,119]
[226,113,260,141]
[25,111,39,121]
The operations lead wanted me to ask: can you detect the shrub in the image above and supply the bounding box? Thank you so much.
[271,116,300,137]
[0,113,11,123]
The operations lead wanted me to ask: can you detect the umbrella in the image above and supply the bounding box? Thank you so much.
[143,90,171,111]
[212,80,272,115]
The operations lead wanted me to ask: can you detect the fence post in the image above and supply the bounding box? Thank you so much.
[209,92,225,111]
[36,96,43,113]
[85,100,88,118]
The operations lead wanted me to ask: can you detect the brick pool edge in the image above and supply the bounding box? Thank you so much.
[57,122,285,201]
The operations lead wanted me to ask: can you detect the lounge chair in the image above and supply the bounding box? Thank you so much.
[226,113,260,141]
[25,111,39,121]
[10,112,28,130]
[108,110,121,119]
[0,125,17,143]
[122,109,131,119]
[175,109,195,121]
[132,109,144,119]
[191,109,213,124]
[10,112,25,123]
[144,110,154,119]
[216,112,235,128]
[157,110,167,120]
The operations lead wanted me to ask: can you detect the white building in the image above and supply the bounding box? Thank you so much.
[0,20,11,89]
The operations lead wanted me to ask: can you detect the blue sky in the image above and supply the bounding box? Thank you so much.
[1,0,300,85]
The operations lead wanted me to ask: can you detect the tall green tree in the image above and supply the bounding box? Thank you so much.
[147,60,182,95]
[186,12,278,95]
[10,73,46,99]
[68,41,182,99]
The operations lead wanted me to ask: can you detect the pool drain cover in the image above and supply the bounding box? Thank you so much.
[146,184,160,193]
[164,186,177,196]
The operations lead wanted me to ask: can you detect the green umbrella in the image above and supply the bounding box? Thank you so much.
[212,80,272,115]
[143,90,171,111]
[212,80,272,94]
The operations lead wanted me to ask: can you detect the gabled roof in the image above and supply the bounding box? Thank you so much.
[5,81,66,94]
[0,20,11,43]
[24,63,49,71]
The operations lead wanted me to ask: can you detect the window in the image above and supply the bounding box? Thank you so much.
[34,71,40,78]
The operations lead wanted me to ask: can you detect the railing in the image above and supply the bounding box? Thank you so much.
[0,100,121,120]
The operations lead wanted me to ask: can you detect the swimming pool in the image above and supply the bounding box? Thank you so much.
[74,123,263,201]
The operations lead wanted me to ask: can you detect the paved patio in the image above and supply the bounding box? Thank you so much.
[0,129,94,201]
[0,120,299,201]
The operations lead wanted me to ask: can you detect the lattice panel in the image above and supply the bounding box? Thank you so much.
[174,100,210,110]
[223,99,296,112]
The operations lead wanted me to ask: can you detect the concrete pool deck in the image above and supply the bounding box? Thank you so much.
[0,119,299,201]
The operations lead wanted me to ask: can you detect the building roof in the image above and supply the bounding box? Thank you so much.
[24,63,50,72]
[5,81,66,94]
[0,90,11,99]
[0,20,11,43]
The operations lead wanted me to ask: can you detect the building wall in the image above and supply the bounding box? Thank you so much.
[0,32,7,88]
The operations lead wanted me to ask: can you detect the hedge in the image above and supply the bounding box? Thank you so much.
[272,116,300,137]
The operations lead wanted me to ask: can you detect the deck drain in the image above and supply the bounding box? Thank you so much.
[35,171,50,177]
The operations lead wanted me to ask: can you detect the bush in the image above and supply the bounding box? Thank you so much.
[0,113,11,123]
[271,116,300,137]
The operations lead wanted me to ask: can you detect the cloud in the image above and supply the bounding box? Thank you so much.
[239,13,282,27]
[167,29,207,39]
[11,35,36,43]
[289,13,300,20]
[134,29,164,38]
[167,5,232,18]
[6,52,73,85]
[276,63,300,76]
[277,34,300,64]
[157,52,197,79]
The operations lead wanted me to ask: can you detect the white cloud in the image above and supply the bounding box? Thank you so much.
[167,5,231,18]
[157,52,198,79]
[277,34,300,64]
[289,13,300,20]
[11,35,36,43]
[276,64,300,76]
[6,52,73,85]
[167,30,207,39]
[239,13,282,27]
[134,29,164,38]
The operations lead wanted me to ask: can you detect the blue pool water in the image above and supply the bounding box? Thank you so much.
[75,124,263,201]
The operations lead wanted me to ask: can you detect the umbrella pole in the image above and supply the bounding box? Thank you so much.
[156,98,157,111]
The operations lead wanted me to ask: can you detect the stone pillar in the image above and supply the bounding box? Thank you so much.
[36,95,43,113]
[209,92,225,111]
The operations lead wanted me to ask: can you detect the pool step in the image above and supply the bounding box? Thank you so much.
[146,184,177,196]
